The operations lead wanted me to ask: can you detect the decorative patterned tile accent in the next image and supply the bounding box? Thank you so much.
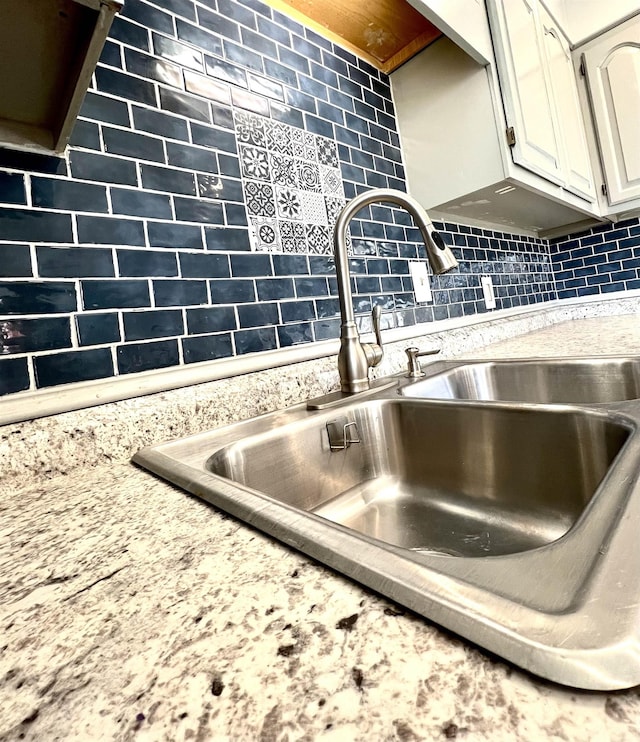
[236,111,345,255]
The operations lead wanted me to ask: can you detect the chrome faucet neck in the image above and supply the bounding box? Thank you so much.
[333,188,458,394]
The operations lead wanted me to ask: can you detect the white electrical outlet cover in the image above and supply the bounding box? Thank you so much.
[409,261,432,303]
[481,275,496,309]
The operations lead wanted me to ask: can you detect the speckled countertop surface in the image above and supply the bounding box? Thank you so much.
[3,309,640,741]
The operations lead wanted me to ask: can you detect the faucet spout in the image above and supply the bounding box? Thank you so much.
[333,188,458,394]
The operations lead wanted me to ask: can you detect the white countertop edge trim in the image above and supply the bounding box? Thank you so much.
[2,291,639,426]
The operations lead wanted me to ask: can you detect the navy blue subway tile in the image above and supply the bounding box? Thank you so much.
[103,127,166,163]
[34,347,114,388]
[256,277,295,300]
[0,208,73,243]
[240,26,278,59]
[198,7,241,43]
[95,67,157,106]
[315,297,340,318]
[160,0,196,20]
[123,309,184,341]
[0,245,32,277]
[217,0,257,29]
[217,154,242,178]
[153,34,203,72]
[167,142,218,172]
[117,248,178,277]
[124,48,182,88]
[224,203,248,226]
[230,88,270,116]
[280,299,315,323]
[79,93,131,128]
[36,247,115,278]
[148,222,204,249]
[264,59,298,88]
[186,306,236,334]
[182,332,233,363]
[174,197,224,224]
[109,15,151,50]
[0,173,26,205]
[0,357,30,395]
[76,312,121,346]
[235,326,277,354]
[230,253,272,277]
[237,302,278,328]
[0,281,76,314]
[0,316,71,354]
[277,321,313,347]
[210,278,255,304]
[272,254,309,275]
[191,124,238,155]
[82,279,151,310]
[31,178,108,213]
[100,39,123,68]
[69,120,102,150]
[140,164,196,196]
[176,19,223,57]
[210,103,235,130]
[0,148,67,176]
[206,55,247,88]
[70,151,138,186]
[159,88,211,123]
[269,102,304,129]
[294,277,329,297]
[111,189,172,219]
[205,227,251,251]
[313,317,339,340]
[179,252,229,278]
[185,70,232,106]
[117,339,180,374]
[77,215,145,246]
[224,39,264,74]
[196,175,243,202]
[153,279,208,307]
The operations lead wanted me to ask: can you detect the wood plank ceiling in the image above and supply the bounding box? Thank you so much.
[266,0,442,73]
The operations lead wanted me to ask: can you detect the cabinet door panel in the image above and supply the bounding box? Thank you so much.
[583,18,640,205]
[493,0,563,183]
[540,10,595,200]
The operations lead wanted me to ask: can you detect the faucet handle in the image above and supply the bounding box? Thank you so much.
[362,305,383,368]
[405,345,440,378]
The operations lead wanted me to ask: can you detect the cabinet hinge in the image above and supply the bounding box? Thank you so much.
[506,127,516,147]
[601,183,608,197]
[579,58,586,77]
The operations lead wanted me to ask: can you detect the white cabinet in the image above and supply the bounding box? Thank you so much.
[581,14,640,209]
[488,0,596,200]
[392,35,601,237]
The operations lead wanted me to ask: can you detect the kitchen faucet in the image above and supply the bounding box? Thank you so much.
[333,188,458,393]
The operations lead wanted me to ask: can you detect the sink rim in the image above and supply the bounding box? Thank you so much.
[133,382,640,691]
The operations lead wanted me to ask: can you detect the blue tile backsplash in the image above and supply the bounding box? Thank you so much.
[0,0,638,398]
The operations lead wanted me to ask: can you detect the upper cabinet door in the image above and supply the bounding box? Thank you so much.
[490,0,564,185]
[539,6,596,201]
[582,16,640,206]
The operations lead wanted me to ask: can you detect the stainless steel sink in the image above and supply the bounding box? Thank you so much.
[208,399,627,558]
[399,356,640,404]
[133,388,640,691]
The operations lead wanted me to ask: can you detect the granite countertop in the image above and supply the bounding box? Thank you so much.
[3,313,640,741]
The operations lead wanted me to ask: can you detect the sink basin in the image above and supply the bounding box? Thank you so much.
[208,399,627,558]
[400,357,640,404]
[133,391,640,690]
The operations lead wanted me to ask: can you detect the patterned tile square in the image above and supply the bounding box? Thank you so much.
[234,110,266,147]
[270,152,298,187]
[320,165,344,197]
[275,186,302,220]
[235,111,346,255]
[245,180,275,217]
[279,220,306,253]
[240,144,270,181]
[297,160,321,192]
[251,217,281,252]
[306,224,331,255]
[317,136,339,167]
[265,119,293,155]
[300,191,327,225]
